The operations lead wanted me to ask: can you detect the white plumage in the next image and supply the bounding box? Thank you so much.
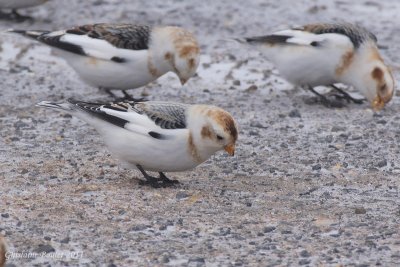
[238,22,395,109]
[9,24,200,95]
[36,99,238,187]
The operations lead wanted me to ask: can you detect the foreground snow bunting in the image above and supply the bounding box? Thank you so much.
[237,22,394,110]
[0,0,49,21]
[37,99,238,187]
[9,24,200,97]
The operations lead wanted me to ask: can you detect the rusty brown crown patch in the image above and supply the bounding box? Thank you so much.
[179,45,200,58]
[207,109,238,143]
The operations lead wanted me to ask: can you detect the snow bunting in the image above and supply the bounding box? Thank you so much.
[0,0,49,21]
[237,22,394,110]
[36,99,238,187]
[8,24,200,98]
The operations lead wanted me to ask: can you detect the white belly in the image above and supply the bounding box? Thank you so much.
[96,124,200,172]
[56,50,159,90]
[260,45,341,87]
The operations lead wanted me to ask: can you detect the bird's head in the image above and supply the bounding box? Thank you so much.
[164,27,200,85]
[344,46,395,110]
[363,62,395,110]
[189,105,238,159]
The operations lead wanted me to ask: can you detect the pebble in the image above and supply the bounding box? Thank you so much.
[288,109,301,118]
[355,207,367,214]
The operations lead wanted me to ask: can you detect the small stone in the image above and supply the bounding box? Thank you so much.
[280,142,288,148]
[331,126,346,132]
[60,237,70,244]
[161,254,170,263]
[312,164,321,171]
[176,191,190,200]
[324,135,333,143]
[248,130,259,136]
[376,159,387,168]
[300,250,310,257]
[130,224,148,231]
[189,257,205,263]
[1,213,9,218]
[263,226,276,233]
[233,80,241,86]
[35,244,55,253]
[355,207,367,214]
[288,109,301,118]
[245,85,258,92]
[299,259,310,265]
[44,236,51,241]
[118,209,126,215]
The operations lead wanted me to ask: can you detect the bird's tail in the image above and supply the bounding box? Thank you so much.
[6,29,49,40]
[36,101,73,111]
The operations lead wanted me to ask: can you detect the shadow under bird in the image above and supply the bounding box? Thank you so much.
[8,23,200,99]
[0,0,49,21]
[36,99,238,188]
[236,22,394,110]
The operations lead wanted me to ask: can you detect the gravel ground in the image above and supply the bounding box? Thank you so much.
[1,0,400,266]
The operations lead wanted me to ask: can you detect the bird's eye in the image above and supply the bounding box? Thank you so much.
[216,135,224,140]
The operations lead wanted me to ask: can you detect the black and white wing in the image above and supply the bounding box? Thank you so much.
[8,23,152,62]
[241,22,376,49]
[67,99,189,140]
[295,23,377,48]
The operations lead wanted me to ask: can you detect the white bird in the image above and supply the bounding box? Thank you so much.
[36,99,238,187]
[0,0,49,21]
[237,22,395,110]
[9,23,200,99]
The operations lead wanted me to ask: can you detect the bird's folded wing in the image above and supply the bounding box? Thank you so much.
[244,30,328,47]
[68,100,188,139]
[296,23,377,47]
[133,101,189,130]
[36,24,152,61]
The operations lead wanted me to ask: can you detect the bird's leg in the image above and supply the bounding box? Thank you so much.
[158,172,179,184]
[122,90,147,102]
[136,165,176,188]
[100,87,118,99]
[100,87,146,102]
[330,84,365,104]
[307,86,343,108]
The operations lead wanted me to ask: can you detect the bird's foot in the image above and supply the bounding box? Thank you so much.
[329,85,365,104]
[102,88,147,102]
[138,175,179,188]
[307,87,345,108]
[136,166,179,188]
[159,172,180,185]
[121,90,147,102]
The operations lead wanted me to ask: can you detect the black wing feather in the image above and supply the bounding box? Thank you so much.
[297,23,377,48]
[68,99,128,128]
[66,23,152,50]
